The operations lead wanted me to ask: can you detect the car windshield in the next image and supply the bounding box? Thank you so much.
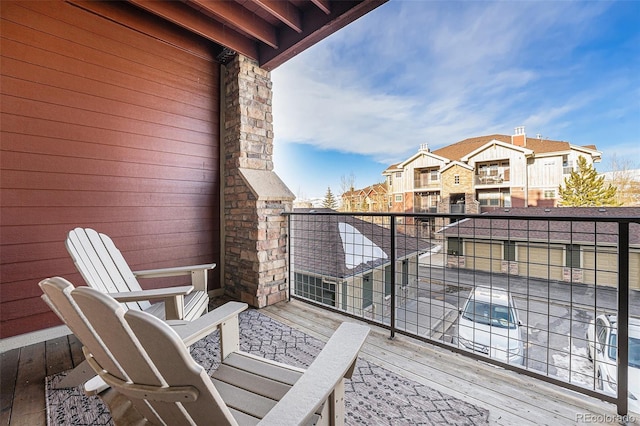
[462,300,517,329]
[609,334,640,368]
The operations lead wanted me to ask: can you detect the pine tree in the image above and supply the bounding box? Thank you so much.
[558,156,620,207]
[322,186,338,209]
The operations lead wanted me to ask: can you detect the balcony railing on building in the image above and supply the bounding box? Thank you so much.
[284,210,640,417]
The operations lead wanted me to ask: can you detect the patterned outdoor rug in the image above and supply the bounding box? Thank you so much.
[46,310,489,425]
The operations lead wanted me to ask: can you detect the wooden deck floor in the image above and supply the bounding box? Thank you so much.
[1,298,636,425]
[262,300,636,426]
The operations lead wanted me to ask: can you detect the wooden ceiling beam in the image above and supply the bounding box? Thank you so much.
[127,0,258,60]
[249,0,302,33]
[311,0,331,15]
[260,0,386,71]
[188,0,278,48]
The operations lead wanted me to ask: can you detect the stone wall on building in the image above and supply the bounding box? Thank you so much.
[222,54,294,308]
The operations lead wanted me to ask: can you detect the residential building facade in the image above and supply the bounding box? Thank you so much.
[384,127,603,216]
[439,207,640,290]
[290,209,432,320]
[340,183,389,212]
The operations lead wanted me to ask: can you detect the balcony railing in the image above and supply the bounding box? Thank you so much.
[475,173,508,185]
[284,210,640,416]
[449,203,465,214]
[414,176,440,189]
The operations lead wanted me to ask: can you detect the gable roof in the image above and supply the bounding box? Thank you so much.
[291,209,434,278]
[342,183,387,198]
[399,150,450,168]
[432,134,579,161]
[460,139,533,162]
[440,207,640,246]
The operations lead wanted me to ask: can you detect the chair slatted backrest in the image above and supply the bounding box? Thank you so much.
[66,228,150,311]
[39,278,166,422]
[71,286,238,425]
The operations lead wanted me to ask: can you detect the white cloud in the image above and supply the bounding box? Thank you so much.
[272,0,631,166]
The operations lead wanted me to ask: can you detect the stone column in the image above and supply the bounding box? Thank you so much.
[222,54,294,307]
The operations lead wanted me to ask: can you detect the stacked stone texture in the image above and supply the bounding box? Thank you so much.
[223,55,290,307]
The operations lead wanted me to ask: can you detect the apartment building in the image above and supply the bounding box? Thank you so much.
[341,183,389,212]
[383,127,602,215]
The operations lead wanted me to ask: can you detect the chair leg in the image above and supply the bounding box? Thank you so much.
[53,360,95,389]
[329,379,345,426]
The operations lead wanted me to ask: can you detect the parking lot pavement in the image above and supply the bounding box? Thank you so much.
[396,297,458,340]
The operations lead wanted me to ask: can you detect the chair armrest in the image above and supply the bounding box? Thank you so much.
[108,286,193,303]
[133,263,216,278]
[258,322,370,426]
[133,263,216,293]
[172,301,248,347]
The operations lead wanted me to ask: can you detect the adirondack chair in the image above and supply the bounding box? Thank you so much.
[66,227,213,321]
[40,277,370,426]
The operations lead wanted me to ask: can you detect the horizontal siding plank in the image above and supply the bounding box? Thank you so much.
[11,0,218,85]
[0,220,218,245]
[1,96,213,145]
[1,117,217,160]
[1,170,216,195]
[0,150,217,182]
[65,0,217,62]
[0,205,214,227]
[1,189,214,209]
[1,56,215,121]
[1,0,221,338]
[0,36,215,114]
[1,312,63,338]
[1,74,214,134]
[0,7,217,95]
[1,230,217,265]
[0,132,218,172]
[1,243,216,283]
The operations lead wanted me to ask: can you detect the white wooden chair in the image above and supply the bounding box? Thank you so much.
[66,227,213,321]
[40,277,369,426]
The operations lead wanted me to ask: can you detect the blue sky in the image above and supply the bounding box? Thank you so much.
[272,0,640,200]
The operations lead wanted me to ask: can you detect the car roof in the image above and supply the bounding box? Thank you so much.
[471,286,511,305]
[607,315,640,339]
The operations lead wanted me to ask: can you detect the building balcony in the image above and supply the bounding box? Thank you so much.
[413,177,441,190]
[285,209,640,419]
[475,174,509,185]
[3,209,640,424]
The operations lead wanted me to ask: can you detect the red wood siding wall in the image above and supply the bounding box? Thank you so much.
[0,1,221,338]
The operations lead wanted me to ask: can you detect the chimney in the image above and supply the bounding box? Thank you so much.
[420,143,430,152]
[512,126,526,147]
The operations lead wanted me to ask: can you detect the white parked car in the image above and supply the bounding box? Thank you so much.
[455,286,524,365]
[586,314,640,413]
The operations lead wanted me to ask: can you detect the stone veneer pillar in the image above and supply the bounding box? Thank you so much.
[222,54,294,307]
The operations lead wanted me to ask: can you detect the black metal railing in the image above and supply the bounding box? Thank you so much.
[284,210,640,416]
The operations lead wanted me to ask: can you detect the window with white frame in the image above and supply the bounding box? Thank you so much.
[447,237,463,256]
[504,241,516,261]
[566,244,581,268]
[562,155,573,175]
[454,175,460,185]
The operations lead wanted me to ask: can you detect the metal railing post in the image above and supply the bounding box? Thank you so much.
[287,213,292,302]
[390,214,396,340]
[617,221,629,416]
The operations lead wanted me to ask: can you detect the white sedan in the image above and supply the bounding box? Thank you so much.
[586,314,640,413]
